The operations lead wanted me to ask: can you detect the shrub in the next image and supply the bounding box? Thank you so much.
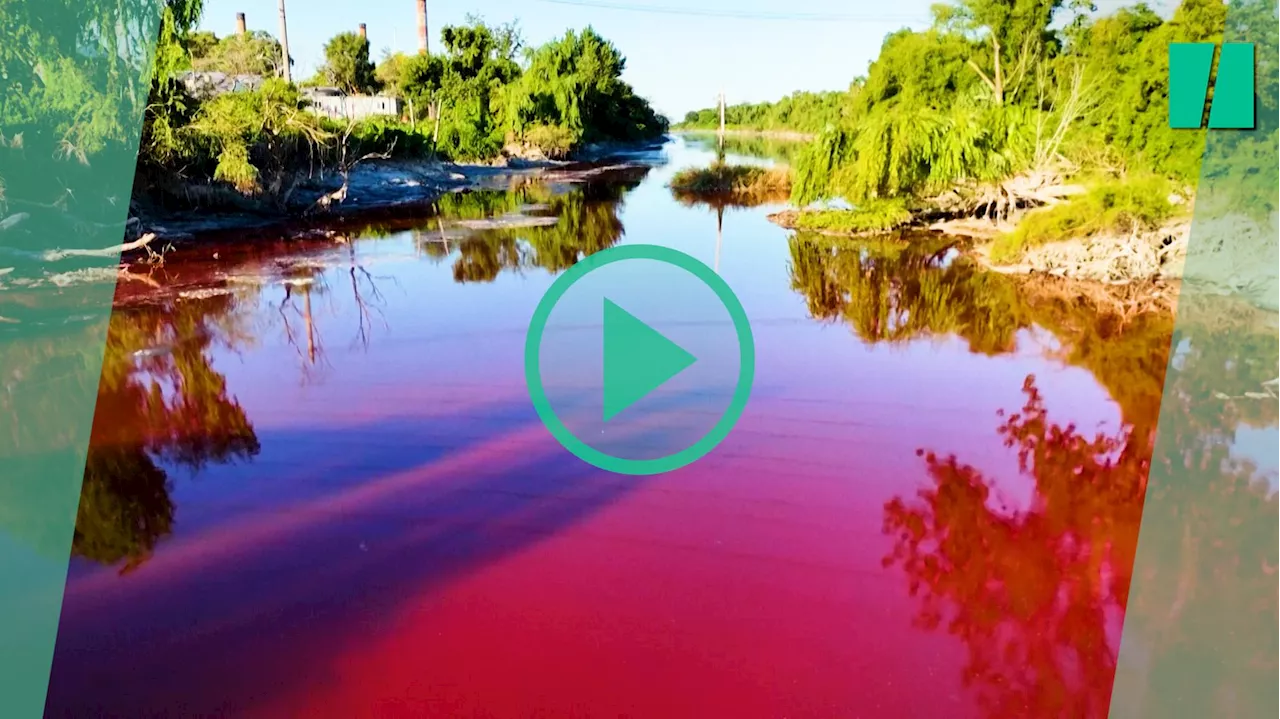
[520,124,579,159]
[669,164,790,197]
[990,175,1182,262]
[791,199,915,234]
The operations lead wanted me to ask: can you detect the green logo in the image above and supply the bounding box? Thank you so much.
[1169,42,1255,129]
[524,244,755,475]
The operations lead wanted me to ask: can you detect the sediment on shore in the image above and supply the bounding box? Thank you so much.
[130,138,668,244]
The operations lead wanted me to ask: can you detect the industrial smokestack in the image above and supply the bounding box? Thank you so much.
[358,23,367,39]
[416,0,428,55]
[235,12,246,36]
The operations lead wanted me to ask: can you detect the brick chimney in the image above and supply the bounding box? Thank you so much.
[235,12,246,36]
[416,0,428,55]
[358,23,367,39]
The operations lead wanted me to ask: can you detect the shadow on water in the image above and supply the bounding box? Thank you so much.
[47,304,679,715]
[60,167,658,577]
[33,140,1278,717]
[47,399,677,716]
[43,176,684,714]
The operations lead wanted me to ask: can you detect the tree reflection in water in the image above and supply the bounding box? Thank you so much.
[72,174,644,572]
[430,172,646,283]
[783,234,1172,716]
[885,376,1144,718]
[79,291,260,572]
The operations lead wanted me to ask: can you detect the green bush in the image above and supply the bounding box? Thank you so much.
[339,116,435,158]
[669,164,791,204]
[791,199,915,234]
[521,124,579,159]
[990,175,1182,261]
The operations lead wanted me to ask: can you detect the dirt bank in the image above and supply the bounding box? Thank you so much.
[968,220,1191,285]
[131,138,668,245]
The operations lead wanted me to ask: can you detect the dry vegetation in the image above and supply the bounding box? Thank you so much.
[668,164,791,206]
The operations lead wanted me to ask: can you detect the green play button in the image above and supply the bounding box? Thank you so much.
[602,299,698,422]
[525,244,755,476]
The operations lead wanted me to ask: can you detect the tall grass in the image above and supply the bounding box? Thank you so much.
[668,164,791,204]
[990,175,1183,261]
[789,199,915,234]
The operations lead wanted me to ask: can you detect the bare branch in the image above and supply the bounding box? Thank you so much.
[967,59,999,98]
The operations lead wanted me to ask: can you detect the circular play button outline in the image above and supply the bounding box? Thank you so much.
[524,244,755,476]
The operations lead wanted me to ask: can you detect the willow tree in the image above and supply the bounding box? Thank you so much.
[501,27,667,151]
[790,21,1045,209]
[790,0,1122,217]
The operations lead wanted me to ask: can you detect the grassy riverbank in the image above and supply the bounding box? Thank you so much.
[671,0,1277,292]
[127,8,668,226]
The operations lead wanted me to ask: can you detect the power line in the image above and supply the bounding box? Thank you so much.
[529,0,929,23]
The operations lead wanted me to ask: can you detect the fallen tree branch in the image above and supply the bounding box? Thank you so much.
[0,213,30,232]
[117,266,163,288]
[306,138,398,215]
[3,233,162,267]
[41,232,157,261]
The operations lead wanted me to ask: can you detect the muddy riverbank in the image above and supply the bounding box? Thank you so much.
[762,190,1202,303]
[130,139,669,245]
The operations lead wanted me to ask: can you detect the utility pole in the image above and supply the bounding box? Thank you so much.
[278,0,292,83]
[717,89,726,156]
[714,204,724,274]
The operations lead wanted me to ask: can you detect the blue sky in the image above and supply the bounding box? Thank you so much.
[198,0,1175,119]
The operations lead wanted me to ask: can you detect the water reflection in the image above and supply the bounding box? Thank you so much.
[783,232,1172,711]
[787,233,1024,353]
[49,147,1276,716]
[1114,298,1278,718]
[786,233,1175,423]
[423,170,647,283]
[885,375,1143,718]
[80,292,260,571]
[73,171,650,572]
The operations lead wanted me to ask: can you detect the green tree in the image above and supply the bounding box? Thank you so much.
[396,19,520,158]
[185,29,219,60]
[945,0,1064,105]
[374,50,412,97]
[191,30,288,77]
[503,27,667,151]
[321,31,378,94]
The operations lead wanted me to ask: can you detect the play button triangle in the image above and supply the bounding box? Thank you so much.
[602,298,697,422]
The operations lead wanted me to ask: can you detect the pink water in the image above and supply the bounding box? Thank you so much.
[46,138,1159,718]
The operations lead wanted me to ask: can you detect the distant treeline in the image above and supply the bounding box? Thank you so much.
[675,90,850,134]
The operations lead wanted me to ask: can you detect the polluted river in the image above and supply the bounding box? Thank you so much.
[43,135,1276,718]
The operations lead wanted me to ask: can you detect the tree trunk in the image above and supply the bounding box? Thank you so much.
[992,36,1004,106]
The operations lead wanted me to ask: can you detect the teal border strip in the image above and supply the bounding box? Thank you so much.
[0,1,164,716]
[1110,1,1279,717]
